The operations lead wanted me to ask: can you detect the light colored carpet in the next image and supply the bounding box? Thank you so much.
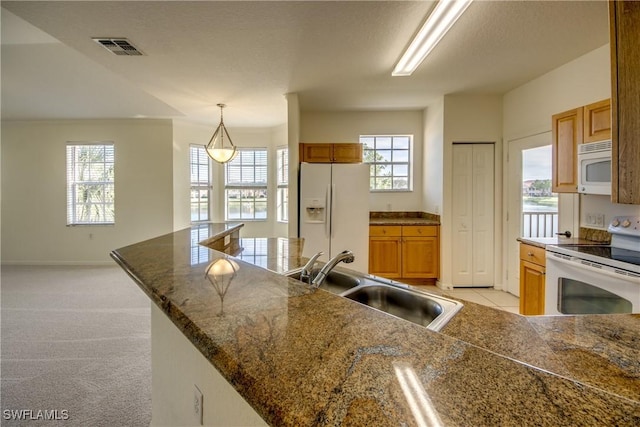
[1,265,151,426]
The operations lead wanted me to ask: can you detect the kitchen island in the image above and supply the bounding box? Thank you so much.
[111,224,640,426]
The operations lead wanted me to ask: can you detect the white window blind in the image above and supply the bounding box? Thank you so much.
[276,147,289,222]
[66,143,115,225]
[190,145,211,222]
[225,148,268,220]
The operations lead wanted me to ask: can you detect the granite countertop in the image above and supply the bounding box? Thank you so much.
[111,225,640,426]
[516,236,607,248]
[369,211,441,226]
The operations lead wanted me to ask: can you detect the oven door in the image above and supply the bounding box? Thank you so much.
[545,251,640,315]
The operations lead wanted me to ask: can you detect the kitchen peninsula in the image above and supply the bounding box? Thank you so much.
[111,224,640,426]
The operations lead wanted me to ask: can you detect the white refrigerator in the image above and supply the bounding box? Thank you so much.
[299,163,369,273]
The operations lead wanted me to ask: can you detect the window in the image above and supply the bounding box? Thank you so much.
[190,145,210,222]
[276,147,289,222]
[66,143,115,225]
[225,148,268,220]
[361,135,412,191]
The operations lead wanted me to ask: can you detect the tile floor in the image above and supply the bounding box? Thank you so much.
[417,286,521,314]
[444,288,520,313]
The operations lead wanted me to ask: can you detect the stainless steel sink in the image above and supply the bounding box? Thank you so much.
[284,268,361,294]
[341,282,463,331]
[284,268,462,332]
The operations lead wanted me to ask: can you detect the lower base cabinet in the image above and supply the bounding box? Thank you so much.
[519,243,546,315]
[369,225,439,283]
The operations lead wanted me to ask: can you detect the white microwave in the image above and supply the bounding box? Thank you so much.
[577,140,612,195]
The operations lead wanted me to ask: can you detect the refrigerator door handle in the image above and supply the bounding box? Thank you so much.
[330,184,336,238]
[325,184,331,238]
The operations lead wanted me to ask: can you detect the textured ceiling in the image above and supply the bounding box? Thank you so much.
[1,1,610,127]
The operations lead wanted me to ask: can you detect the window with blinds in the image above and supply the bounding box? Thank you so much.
[225,148,268,220]
[276,147,289,222]
[361,135,412,191]
[66,143,115,225]
[190,145,211,222]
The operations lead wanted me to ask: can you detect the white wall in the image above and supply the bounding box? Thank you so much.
[300,110,424,212]
[440,95,504,289]
[422,99,444,216]
[172,120,288,238]
[1,119,174,264]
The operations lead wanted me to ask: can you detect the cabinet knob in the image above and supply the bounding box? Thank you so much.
[527,252,534,257]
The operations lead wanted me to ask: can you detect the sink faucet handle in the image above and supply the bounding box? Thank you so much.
[301,251,323,283]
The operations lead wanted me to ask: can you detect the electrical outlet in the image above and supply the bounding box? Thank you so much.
[595,214,605,228]
[193,385,203,425]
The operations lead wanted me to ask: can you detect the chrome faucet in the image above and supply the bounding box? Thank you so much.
[311,250,355,288]
[300,251,323,284]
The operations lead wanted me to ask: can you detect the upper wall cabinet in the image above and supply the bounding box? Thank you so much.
[552,107,583,193]
[610,1,640,205]
[583,99,612,143]
[299,143,362,163]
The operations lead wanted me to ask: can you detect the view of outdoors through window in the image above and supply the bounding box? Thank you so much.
[66,143,115,225]
[522,145,558,238]
[361,135,411,191]
[225,149,268,220]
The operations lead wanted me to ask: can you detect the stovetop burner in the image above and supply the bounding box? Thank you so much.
[559,245,640,267]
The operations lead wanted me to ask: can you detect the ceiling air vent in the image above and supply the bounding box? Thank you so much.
[92,38,144,56]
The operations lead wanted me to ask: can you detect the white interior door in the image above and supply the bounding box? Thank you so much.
[472,144,495,285]
[452,145,474,285]
[506,134,548,295]
[452,143,495,287]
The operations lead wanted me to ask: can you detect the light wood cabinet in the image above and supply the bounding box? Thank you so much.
[583,99,612,143]
[519,243,545,315]
[369,226,402,279]
[609,1,640,205]
[299,143,362,163]
[552,107,582,193]
[369,225,439,283]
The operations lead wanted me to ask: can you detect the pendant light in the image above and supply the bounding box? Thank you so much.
[204,103,238,163]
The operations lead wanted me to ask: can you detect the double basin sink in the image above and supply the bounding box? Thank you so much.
[285,268,463,332]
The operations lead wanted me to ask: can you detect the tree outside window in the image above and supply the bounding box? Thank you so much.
[361,135,412,191]
[66,143,115,225]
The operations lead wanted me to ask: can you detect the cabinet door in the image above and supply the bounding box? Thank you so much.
[369,236,402,278]
[583,99,611,143]
[401,237,438,279]
[552,108,583,193]
[610,1,640,205]
[519,260,545,315]
[300,143,333,163]
[333,143,363,163]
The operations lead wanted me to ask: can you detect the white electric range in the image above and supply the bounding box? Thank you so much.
[545,215,640,315]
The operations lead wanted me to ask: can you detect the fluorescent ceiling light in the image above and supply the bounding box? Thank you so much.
[393,0,473,76]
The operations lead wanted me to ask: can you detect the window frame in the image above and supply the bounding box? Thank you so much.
[361,135,413,192]
[66,142,115,226]
[224,147,268,221]
[189,144,211,223]
[276,146,289,223]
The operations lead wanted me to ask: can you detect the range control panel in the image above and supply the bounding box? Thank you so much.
[608,216,640,237]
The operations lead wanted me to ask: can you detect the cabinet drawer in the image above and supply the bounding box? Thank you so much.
[519,243,546,266]
[402,225,438,237]
[369,226,402,237]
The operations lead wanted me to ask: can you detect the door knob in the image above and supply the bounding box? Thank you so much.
[555,231,572,238]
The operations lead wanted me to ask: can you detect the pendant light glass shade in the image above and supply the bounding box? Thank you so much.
[204,104,238,164]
